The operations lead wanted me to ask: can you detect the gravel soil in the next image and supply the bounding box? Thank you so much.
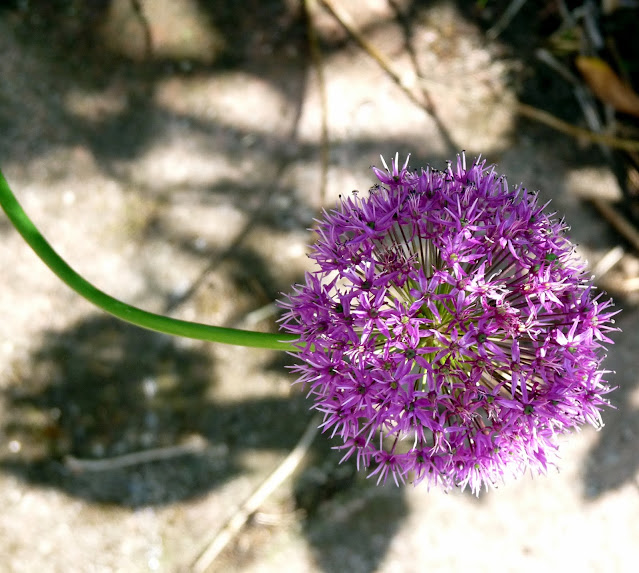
[1,1,638,572]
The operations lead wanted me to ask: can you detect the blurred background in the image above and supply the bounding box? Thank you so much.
[1,0,639,571]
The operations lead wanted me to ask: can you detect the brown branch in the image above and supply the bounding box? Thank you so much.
[319,0,457,152]
[64,435,210,472]
[130,0,153,60]
[590,197,639,253]
[516,102,639,152]
[189,415,321,573]
[304,0,330,207]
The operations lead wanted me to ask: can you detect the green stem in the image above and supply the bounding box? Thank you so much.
[0,170,298,351]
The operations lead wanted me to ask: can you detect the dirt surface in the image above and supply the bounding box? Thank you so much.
[1,1,638,572]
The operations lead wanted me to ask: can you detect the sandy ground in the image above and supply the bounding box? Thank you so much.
[1,1,638,571]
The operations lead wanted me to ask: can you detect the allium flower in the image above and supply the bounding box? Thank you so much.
[279,153,618,494]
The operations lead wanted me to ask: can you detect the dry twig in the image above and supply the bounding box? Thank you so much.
[64,435,211,473]
[515,102,639,152]
[589,197,639,252]
[593,245,625,278]
[319,0,639,155]
[319,0,457,151]
[487,0,529,40]
[304,0,330,208]
[319,0,423,108]
[189,415,320,573]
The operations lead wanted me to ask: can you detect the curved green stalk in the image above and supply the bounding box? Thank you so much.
[0,170,297,351]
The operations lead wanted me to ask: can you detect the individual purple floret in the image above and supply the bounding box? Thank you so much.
[278,153,618,494]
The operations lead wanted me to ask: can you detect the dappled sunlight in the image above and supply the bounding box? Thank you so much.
[1,0,639,571]
[98,0,223,63]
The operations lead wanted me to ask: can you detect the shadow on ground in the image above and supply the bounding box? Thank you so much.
[581,304,639,498]
[0,0,310,170]
[0,315,329,506]
[0,3,417,567]
[3,315,244,506]
[2,1,637,570]
[455,0,639,499]
[0,315,411,571]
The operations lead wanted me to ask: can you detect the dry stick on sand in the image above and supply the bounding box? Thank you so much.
[320,0,424,109]
[486,0,529,40]
[189,415,321,573]
[590,197,639,253]
[515,102,639,152]
[64,435,212,473]
[305,0,330,209]
[186,6,333,568]
[319,0,458,158]
[320,0,639,154]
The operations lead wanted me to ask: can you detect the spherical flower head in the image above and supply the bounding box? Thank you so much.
[279,153,619,494]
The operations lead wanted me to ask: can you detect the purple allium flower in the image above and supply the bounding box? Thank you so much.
[279,153,618,494]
